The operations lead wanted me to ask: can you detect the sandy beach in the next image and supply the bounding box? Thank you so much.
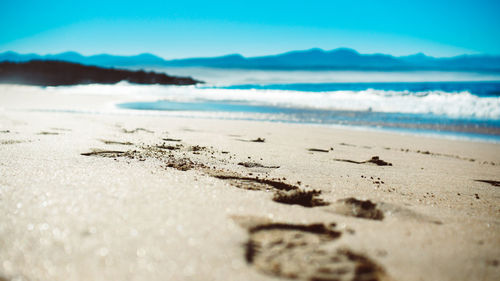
[1,87,499,281]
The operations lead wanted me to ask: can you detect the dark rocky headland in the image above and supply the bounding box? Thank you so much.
[0,60,201,86]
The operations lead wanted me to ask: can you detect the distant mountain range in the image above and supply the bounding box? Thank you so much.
[2,48,500,72]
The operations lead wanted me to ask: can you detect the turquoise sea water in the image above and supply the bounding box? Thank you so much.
[119,80,500,142]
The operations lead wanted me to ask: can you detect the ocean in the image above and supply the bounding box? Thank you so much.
[116,69,500,142]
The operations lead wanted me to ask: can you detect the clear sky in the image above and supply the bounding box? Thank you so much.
[1,0,499,58]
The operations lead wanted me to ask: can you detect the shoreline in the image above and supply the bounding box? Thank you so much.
[18,106,500,144]
[2,82,499,144]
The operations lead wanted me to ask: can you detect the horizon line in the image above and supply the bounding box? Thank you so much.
[1,47,496,60]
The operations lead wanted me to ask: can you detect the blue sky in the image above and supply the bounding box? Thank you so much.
[1,0,499,58]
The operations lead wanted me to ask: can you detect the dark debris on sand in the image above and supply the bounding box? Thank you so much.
[80,150,127,157]
[308,148,332,153]
[273,190,329,207]
[156,144,182,150]
[37,131,59,135]
[475,179,500,187]
[238,162,280,169]
[162,138,182,142]
[122,128,154,134]
[1,140,25,145]
[333,156,392,166]
[248,222,341,238]
[100,139,133,145]
[237,137,266,143]
[189,145,206,152]
[366,156,392,166]
[251,137,265,143]
[165,158,196,171]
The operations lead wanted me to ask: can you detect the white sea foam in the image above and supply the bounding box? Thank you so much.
[2,83,500,120]
[185,87,499,119]
[113,84,500,120]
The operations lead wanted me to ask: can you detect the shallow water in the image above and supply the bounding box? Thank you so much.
[117,74,500,142]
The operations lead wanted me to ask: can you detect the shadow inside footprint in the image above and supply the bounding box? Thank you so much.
[236,217,389,281]
[327,198,443,224]
[211,174,298,191]
[209,171,331,208]
[330,198,385,220]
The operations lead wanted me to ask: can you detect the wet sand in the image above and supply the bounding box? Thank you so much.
[0,88,499,281]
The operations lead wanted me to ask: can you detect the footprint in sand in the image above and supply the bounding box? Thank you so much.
[81,140,444,224]
[326,198,442,224]
[83,141,387,211]
[208,170,327,207]
[81,143,202,170]
[328,198,385,220]
[209,172,297,192]
[233,216,391,281]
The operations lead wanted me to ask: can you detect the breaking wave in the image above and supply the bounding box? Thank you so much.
[2,82,499,120]
[121,85,500,120]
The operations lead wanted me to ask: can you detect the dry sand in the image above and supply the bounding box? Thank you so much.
[0,87,499,281]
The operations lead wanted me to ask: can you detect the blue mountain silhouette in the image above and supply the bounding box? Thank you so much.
[1,48,499,71]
